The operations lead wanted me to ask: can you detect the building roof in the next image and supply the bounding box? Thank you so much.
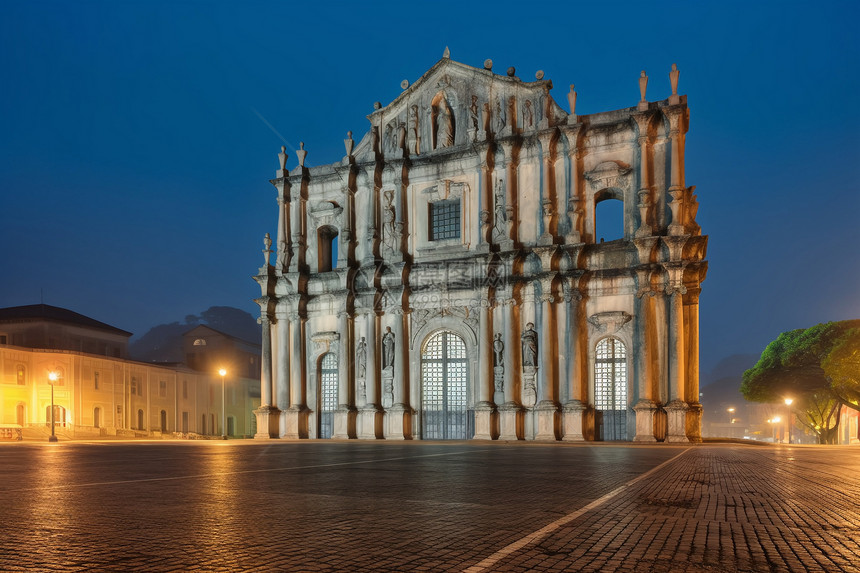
[183,324,261,349]
[0,304,133,337]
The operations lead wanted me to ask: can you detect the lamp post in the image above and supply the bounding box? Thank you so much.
[47,371,59,442]
[727,407,735,424]
[784,398,793,444]
[219,368,227,440]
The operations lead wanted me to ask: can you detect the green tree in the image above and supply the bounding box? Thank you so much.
[823,328,860,409]
[741,320,860,444]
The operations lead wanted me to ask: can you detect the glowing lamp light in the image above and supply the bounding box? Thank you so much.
[47,371,59,442]
[784,398,793,406]
[218,368,227,440]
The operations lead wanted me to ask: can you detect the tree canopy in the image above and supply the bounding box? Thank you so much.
[741,320,860,444]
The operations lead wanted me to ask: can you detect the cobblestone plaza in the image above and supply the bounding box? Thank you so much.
[1,442,858,572]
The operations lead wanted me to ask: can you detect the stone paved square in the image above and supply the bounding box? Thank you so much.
[0,441,858,572]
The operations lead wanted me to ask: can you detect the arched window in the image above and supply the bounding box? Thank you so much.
[317,226,339,272]
[16,403,25,426]
[93,407,101,429]
[160,410,167,432]
[594,190,624,242]
[594,337,628,441]
[318,352,338,439]
[137,409,144,430]
[421,331,469,439]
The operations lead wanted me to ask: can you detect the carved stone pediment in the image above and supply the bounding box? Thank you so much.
[311,331,340,355]
[309,201,343,227]
[587,311,632,335]
[410,301,478,346]
[585,161,633,193]
[422,180,468,202]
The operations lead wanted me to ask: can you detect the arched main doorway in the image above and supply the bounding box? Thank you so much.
[318,352,338,439]
[421,330,470,440]
[594,337,628,441]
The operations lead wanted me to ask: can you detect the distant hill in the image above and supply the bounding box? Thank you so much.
[699,353,758,407]
[129,306,261,363]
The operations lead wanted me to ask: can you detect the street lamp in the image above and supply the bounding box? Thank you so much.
[784,398,794,444]
[218,368,227,440]
[727,407,736,424]
[47,371,59,442]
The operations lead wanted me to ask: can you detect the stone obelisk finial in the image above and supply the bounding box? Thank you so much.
[344,130,354,159]
[638,71,649,111]
[567,84,578,124]
[669,63,680,105]
[277,146,288,178]
[297,141,307,169]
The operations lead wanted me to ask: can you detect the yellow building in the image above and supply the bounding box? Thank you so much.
[0,305,260,440]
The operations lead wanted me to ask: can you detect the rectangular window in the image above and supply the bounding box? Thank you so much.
[159,380,167,398]
[94,371,100,390]
[429,199,460,241]
[17,365,25,385]
[0,335,7,344]
[131,377,138,396]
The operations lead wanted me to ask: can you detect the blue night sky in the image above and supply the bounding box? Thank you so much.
[1,0,858,375]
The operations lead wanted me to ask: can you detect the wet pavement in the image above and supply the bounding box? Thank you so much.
[0,441,858,572]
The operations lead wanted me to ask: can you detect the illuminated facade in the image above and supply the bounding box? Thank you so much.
[253,54,707,442]
[0,305,260,440]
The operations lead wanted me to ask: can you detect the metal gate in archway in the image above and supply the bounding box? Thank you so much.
[594,337,628,441]
[421,331,471,440]
[319,352,338,439]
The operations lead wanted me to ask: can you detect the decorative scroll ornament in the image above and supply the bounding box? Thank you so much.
[587,311,633,335]
[584,161,633,193]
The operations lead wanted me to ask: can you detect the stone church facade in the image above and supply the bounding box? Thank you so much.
[253,54,707,442]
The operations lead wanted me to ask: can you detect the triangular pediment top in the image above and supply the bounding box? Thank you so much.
[368,58,553,120]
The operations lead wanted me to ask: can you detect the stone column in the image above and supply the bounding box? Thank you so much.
[632,286,658,442]
[254,314,279,439]
[634,113,653,238]
[562,287,586,441]
[474,291,495,440]
[333,311,355,439]
[498,298,521,440]
[358,312,380,439]
[564,128,583,244]
[667,110,686,236]
[384,311,409,440]
[499,142,517,249]
[685,289,702,442]
[665,287,689,442]
[535,277,558,440]
[282,312,307,439]
[537,133,555,245]
[289,185,303,272]
[556,287,571,406]
[275,314,290,412]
